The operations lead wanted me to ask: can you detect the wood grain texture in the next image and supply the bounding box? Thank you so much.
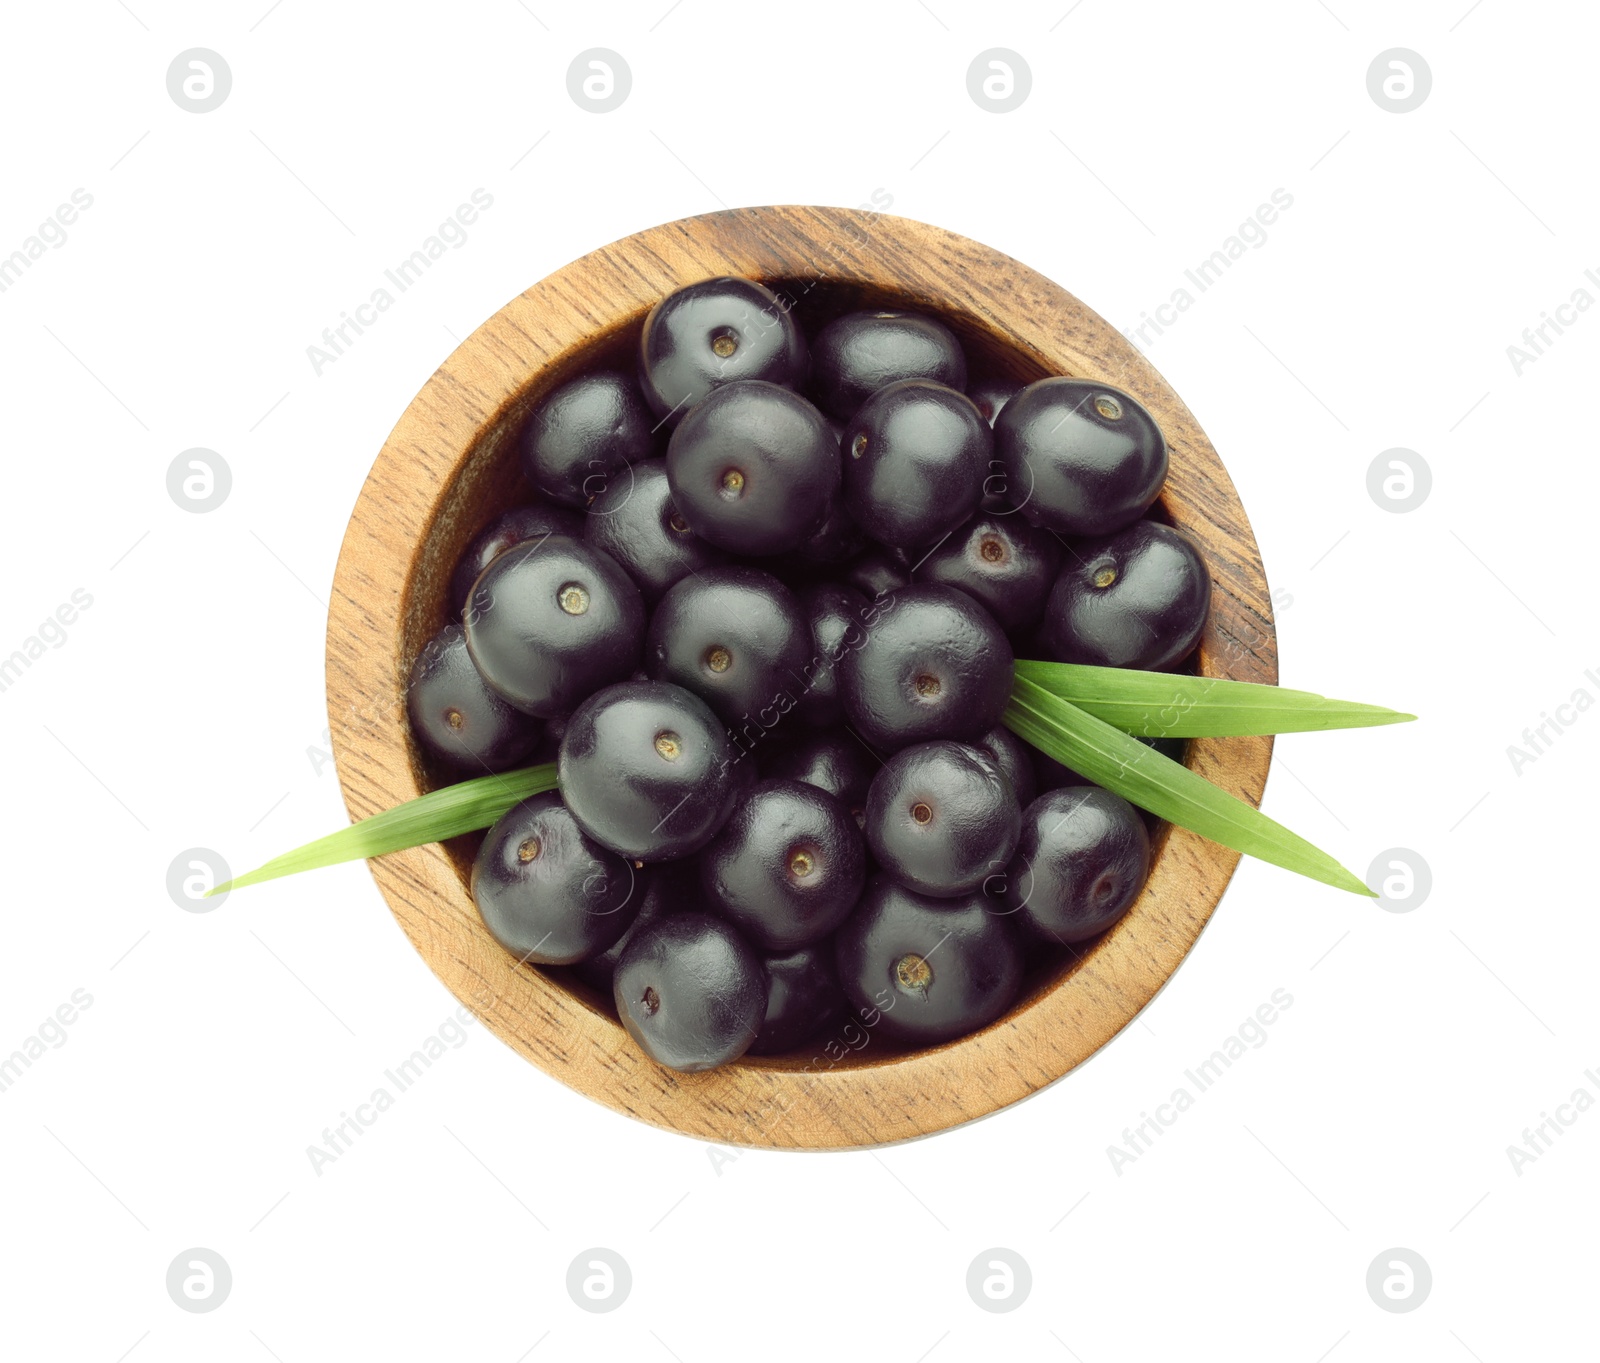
[325,206,1278,1150]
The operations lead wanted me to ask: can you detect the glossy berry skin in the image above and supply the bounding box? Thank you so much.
[912,512,1063,633]
[842,380,991,549]
[520,372,655,510]
[406,623,542,773]
[1006,787,1150,944]
[614,913,767,1072]
[839,545,910,600]
[763,731,878,827]
[967,376,1021,427]
[838,584,1014,751]
[864,742,1020,897]
[584,459,725,606]
[1038,521,1210,671]
[796,583,870,727]
[558,680,738,860]
[666,380,840,555]
[994,377,1168,536]
[835,876,1023,1046]
[646,566,809,727]
[463,536,644,718]
[809,310,967,421]
[749,944,846,1055]
[700,779,867,952]
[571,859,700,992]
[449,504,585,616]
[974,725,1037,810]
[639,276,807,424]
[471,793,641,965]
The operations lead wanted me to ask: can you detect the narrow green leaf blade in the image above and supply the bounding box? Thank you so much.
[1004,675,1374,896]
[211,763,559,895]
[1013,659,1416,737]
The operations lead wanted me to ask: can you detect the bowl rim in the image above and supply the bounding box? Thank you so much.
[325,204,1277,1150]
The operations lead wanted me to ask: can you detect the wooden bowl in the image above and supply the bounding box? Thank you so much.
[326,206,1277,1150]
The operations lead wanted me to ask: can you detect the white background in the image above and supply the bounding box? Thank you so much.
[1,1,1594,1359]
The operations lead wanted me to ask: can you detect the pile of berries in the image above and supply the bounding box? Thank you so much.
[406,276,1211,1072]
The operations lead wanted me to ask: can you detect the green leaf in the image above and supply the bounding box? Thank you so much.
[1013,659,1415,738]
[214,661,1405,899]
[210,763,558,895]
[1004,675,1374,897]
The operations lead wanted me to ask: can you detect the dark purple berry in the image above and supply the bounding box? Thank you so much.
[994,378,1167,537]
[614,914,766,1071]
[520,372,655,510]
[863,741,1020,897]
[639,276,807,425]
[1037,520,1210,671]
[471,793,641,964]
[406,624,542,773]
[666,380,839,555]
[464,535,644,717]
[838,584,1014,751]
[809,310,967,421]
[701,779,867,952]
[646,566,809,727]
[558,680,738,860]
[842,380,990,549]
[1006,787,1150,944]
[835,877,1023,1046]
